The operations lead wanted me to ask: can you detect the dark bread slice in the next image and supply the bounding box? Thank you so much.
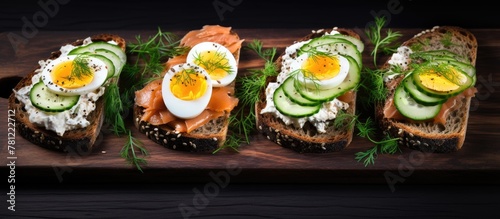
[8,34,126,154]
[255,28,361,153]
[133,28,242,153]
[376,26,478,153]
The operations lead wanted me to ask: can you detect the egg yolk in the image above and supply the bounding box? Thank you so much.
[193,50,230,80]
[302,55,340,80]
[51,60,94,89]
[170,70,208,100]
[418,66,466,92]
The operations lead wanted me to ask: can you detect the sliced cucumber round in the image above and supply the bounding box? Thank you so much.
[281,76,320,106]
[273,85,321,118]
[322,34,364,53]
[300,38,362,69]
[413,50,468,63]
[295,55,360,102]
[403,76,447,106]
[69,41,126,69]
[394,85,442,121]
[86,53,115,79]
[30,81,80,112]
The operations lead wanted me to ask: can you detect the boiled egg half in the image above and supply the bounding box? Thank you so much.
[40,55,108,96]
[162,63,213,119]
[291,53,350,90]
[186,42,237,87]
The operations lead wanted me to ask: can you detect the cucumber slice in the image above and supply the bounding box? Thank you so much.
[322,34,364,53]
[295,55,360,102]
[394,85,442,121]
[281,76,320,106]
[69,41,126,69]
[86,53,115,79]
[273,85,321,118]
[300,37,362,69]
[30,81,80,112]
[413,50,468,63]
[412,63,474,98]
[403,76,447,106]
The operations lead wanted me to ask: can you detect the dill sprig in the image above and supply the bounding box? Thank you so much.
[218,39,278,152]
[127,27,188,79]
[193,50,233,75]
[354,117,400,166]
[104,28,186,172]
[173,68,200,86]
[353,16,405,166]
[70,54,93,80]
[365,16,402,67]
[120,130,149,172]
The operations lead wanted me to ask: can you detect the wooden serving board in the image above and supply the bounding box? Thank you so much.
[1,29,499,184]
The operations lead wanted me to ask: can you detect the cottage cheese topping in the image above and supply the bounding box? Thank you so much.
[385,46,413,82]
[13,38,108,136]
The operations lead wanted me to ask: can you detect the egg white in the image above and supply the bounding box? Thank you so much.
[162,63,213,119]
[40,55,108,96]
[291,53,350,90]
[186,42,237,87]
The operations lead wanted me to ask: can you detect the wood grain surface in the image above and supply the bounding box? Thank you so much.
[1,28,499,185]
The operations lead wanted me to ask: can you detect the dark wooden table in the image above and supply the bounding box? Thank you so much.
[1,28,500,218]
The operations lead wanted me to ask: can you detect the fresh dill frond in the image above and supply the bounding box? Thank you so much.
[103,82,126,135]
[219,39,278,152]
[109,27,187,171]
[333,110,357,131]
[70,54,93,80]
[354,117,400,166]
[127,27,188,78]
[365,16,402,67]
[355,146,378,166]
[120,130,149,173]
[213,133,241,154]
[193,50,233,75]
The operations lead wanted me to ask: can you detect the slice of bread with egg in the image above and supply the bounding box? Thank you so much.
[9,34,127,153]
[133,25,243,152]
[255,27,364,153]
[376,26,478,152]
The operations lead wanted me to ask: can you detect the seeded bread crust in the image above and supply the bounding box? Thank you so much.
[255,28,361,153]
[133,30,241,153]
[376,26,478,153]
[8,34,126,154]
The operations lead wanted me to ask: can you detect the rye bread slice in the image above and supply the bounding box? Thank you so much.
[376,26,478,153]
[255,28,361,153]
[133,28,242,153]
[8,34,126,154]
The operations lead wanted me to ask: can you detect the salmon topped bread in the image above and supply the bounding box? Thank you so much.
[376,26,478,153]
[133,25,243,152]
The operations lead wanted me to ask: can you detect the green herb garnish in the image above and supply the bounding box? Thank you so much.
[354,117,400,166]
[365,16,402,67]
[193,49,233,75]
[104,28,186,172]
[70,54,93,80]
[216,39,278,153]
[354,16,404,166]
[120,130,149,172]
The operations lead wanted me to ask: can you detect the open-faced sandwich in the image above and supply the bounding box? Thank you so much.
[133,25,243,152]
[255,27,364,153]
[376,26,477,152]
[9,34,127,153]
